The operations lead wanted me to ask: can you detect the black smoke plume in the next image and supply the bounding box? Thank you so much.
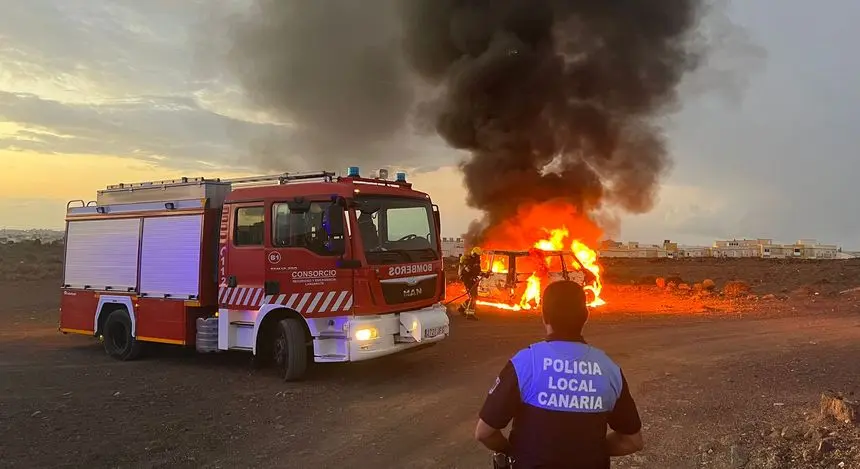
[227,0,414,169]
[228,0,708,241]
[399,0,705,242]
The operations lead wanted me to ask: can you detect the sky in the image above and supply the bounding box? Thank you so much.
[0,0,858,248]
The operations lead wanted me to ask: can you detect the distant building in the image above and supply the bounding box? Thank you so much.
[596,237,845,260]
[712,238,839,259]
[599,240,668,258]
[784,239,838,259]
[441,237,465,258]
[839,251,860,259]
[676,245,713,258]
[0,229,64,244]
[712,238,770,258]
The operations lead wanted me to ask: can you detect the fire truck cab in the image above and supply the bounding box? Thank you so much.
[59,168,450,380]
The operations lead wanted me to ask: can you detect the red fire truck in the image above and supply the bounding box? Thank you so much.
[59,168,450,380]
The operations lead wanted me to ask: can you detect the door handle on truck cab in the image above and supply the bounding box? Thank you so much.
[264,280,280,295]
[336,259,361,269]
[227,275,237,288]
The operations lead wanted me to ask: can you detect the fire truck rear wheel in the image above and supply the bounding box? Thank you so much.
[102,308,143,361]
[273,318,308,381]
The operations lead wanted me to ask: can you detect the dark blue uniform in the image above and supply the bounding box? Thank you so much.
[479,334,641,468]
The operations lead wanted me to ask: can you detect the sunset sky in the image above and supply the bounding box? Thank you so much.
[1,1,858,248]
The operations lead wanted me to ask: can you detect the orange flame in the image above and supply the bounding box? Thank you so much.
[572,239,605,307]
[525,227,605,308]
[473,202,606,311]
[520,274,542,309]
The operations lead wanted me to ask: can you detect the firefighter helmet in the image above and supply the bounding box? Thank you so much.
[470,247,482,256]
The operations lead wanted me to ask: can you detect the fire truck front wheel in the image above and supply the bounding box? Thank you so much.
[102,308,143,361]
[273,318,308,381]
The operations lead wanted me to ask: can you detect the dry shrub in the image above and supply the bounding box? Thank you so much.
[638,275,657,286]
[702,279,716,291]
[666,275,684,285]
[723,280,751,297]
[0,240,64,281]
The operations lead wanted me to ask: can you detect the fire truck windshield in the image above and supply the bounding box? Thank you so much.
[354,196,439,265]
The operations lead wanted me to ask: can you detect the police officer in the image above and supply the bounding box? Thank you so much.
[474,280,644,468]
[458,247,483,320]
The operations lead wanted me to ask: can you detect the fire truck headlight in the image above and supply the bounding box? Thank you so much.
[354,327,378,341]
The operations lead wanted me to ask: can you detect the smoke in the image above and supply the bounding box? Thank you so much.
[226,0,416,170]
[398,0,707,243]
[227,0,717,242]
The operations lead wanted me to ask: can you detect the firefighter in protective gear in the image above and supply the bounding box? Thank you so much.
[458,247,483,319]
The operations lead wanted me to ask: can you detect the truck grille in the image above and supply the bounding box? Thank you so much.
[380,275,437,304]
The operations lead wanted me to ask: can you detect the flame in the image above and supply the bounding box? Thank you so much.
[572,239,605,307]
[473,203,606,311]
[527,227,605,308]
[520,273,542,309]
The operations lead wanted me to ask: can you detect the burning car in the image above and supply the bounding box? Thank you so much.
[475,234,605,312]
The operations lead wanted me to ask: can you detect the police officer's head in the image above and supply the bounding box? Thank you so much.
[541,280,589,337]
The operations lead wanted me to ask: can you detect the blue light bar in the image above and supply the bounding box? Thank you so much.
[347,166,360,177]
[395,172,407,182]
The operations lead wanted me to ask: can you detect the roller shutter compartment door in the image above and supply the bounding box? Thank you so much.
[64,218,142,290]
[139,215,203,298]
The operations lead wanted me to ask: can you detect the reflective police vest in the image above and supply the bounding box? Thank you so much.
[510,340,623,413]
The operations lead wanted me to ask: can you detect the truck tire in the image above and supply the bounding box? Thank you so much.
[273,317,308,381]
[103,308,143,361]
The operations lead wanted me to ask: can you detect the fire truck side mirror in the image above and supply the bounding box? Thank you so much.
[323,202,346,255]
[324,204,345,237]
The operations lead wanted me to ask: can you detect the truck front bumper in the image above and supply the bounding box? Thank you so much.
[312,303,450,363]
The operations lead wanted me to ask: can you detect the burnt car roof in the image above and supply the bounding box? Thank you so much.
[482,249,569,256]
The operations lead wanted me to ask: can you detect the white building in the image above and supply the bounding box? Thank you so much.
[712,239,770,258]
[676,245,712,258]
[596,237,844,260]
[713,238,840,259]
[599,241,668,258]
[785,239,838,259]
[441,237,465,258]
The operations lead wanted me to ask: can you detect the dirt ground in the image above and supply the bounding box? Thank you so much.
[2,249,860,468]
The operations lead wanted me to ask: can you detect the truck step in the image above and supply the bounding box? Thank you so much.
[317,332,347,339]
[229,346,253,351]
[316,353,348,363]
[230,321,254,327]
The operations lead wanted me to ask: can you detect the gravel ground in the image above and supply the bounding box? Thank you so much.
[1,257,860,468]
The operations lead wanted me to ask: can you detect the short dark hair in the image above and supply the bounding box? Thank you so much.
[541,280,589,334]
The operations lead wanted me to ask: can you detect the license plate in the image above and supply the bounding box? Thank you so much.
[424,325,447,339]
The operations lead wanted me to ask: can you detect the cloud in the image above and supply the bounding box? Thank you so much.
[0,0,211,100]
[0,0,459,174]
[0,1,280,170]
[0,91,288,170]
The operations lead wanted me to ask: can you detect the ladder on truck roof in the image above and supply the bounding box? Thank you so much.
[103,171,336,191]
[66,171,338,216]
